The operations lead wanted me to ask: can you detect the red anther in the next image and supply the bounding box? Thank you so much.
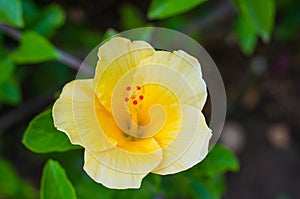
[136,86,141,90]
[133,100,138,105]
[126,86,131,91]
[139,95,144,100]
[124,97,129,102]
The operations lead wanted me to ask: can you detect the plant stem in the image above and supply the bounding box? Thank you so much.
[0,90,55,133]
[0,23,83,71]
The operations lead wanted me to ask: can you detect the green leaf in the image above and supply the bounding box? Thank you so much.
[211,175,226,197]
[0,75,21,105]
[75,175,115,199]
[237,0,276,41]
[190,175,226,199]
[189,173,226,199]
[275,2,300,41]
[41,159,77,199]
[22,109,81,153]
[22,0,39,25]
[102,28,118,41]
[120,4,144,29]
[10,31,60,64]
[59,25,102,51]
[0,0,24,27]
[191,182,219,199]
[115,174,161,199]
[148,0,207,19]
[33,4,66,37]
[198,144,239,177]
[234,16,258,55]
[0,157,21,197]
[0,157,37,199]
[0,54,15,84]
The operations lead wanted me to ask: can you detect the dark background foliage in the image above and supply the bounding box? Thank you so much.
[0,0,299,198]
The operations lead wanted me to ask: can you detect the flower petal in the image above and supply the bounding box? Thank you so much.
[119,64,200,148]
[152,105,212,175]
[84,138,162,189]
[94,37,155,112]
[52,80,90,145]
[53,101,79,144]
[139,50,207,109]
[52,79,115,152]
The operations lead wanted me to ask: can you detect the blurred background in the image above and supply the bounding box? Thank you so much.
[0,0,299,199]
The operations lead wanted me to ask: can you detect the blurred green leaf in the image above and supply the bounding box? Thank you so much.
[234,16,258,55]
[0,75,21,105]
[0,0,24,27]
[275,1,300,40]
[75,175,115,199]
[198,144,239,177]
[211,175,226,197]
[120,4,144,29]
[0,157,21,197]
[191,182,219,199]
[22,109,81,153]
[41,159,77,199]
[10,31,60,64]
[33,4,66,37]
[189,173,226,199]
[119,26,154,42]
[59,24,102,52]
[162,169,226,199]
[190,175,226,199]
[102,28,118,41]
[128,27,154,42]
[159,15,190,31]
[148,0,206,19]
[115,174,161,199]
[0,157,37,199]
[19,183,38,199]
[0,54,15,84]
[30,62,72,93]
[79,30,102,50]
[22,0,38,25]
[236,0,276,41]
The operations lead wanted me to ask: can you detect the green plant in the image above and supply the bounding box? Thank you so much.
[4,0,294,198]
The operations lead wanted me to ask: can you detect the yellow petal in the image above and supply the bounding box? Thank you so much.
[116,64,194,148]
[52,79,94,145]
[52,97,80,144]
[98,103,166,154]
[52,79,115,152]
[139,50,207,109]
[94,37,155,112]
[84,139,162,189]
[97,92,167,152]
[111,63,203,149]
[111,77,182,141]
[95,138,162,173]
[152,105,212,175]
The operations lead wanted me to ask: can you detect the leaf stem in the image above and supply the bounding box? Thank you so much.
[0,23,83,71]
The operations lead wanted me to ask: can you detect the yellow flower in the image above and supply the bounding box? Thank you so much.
[52,37,212,189]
